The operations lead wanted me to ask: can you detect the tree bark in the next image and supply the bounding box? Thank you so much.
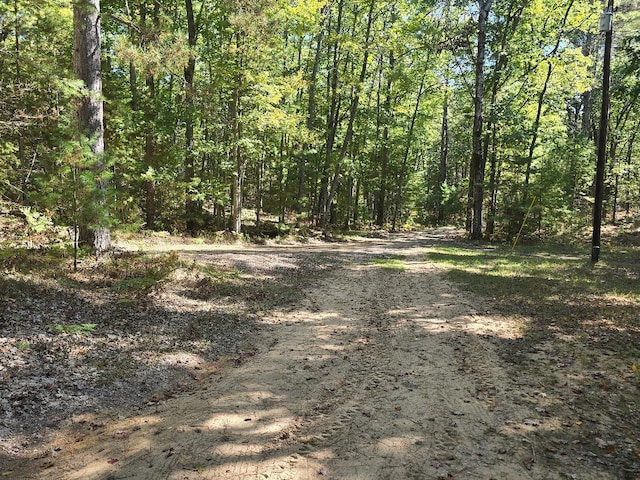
[376,52,394,227]
[437,87,449,225]
[318,0,344,227]
[468,0,493,240]
[73,0,110,254]
[230,79,242,234]
[143,2,160,230]
[184,0,200,233]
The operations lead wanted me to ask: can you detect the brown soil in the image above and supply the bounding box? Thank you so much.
[0,230,627,479]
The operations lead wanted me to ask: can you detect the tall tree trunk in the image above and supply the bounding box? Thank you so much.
[624,130,636,214]
[323,0,376,226]
[230,80,243,234]
[183,0,202,233]
[319,0,344,227]
[376,51,394,227]
[279,134,287,223]
[13,0,27,202]
[483,1,524,235]
[437,88,449,225]
[607,103,633,222]
[486,125,499,235]
[73,0,110,253]
[299,25,325,213]
[393,71,426,231]
[143,2,160,230]
[468,0,493,240]
[524,62,552,186]
[144,73,158,229]
[256,142,265,231]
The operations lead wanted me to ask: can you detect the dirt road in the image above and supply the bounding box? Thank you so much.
[4,231,613,479]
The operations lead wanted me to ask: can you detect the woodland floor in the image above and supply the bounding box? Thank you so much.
[1,228,639,479]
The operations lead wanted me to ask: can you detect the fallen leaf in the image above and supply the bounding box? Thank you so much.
[107,458,119,464]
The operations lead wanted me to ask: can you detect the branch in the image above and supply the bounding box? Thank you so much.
[107,13,142,34]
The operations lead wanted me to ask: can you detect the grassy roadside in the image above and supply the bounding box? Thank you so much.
[425,243,640,345]
[426,242,640,476]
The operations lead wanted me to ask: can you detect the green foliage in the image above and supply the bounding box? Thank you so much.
[1,0,638,239]
[20,207,53,234]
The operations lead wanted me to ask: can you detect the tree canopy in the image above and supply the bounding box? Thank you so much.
[1,0,639,243]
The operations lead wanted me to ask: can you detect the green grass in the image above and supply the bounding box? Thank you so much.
[426,245,640,299]
[372,257,406,271]
[48,323,97,335]
[426,243,640,348]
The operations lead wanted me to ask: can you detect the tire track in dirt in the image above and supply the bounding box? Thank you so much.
[287,258,527,479]
[6,232,615,479]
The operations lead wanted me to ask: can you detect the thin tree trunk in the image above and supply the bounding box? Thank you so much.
[299,26,325,213]
[184,0,200,233]
[393,71,426,231]
[279,134,286,223]
[376,51,394,227]
[319,0,343,227]
[525,62,551,185]
[323,0,376,226]
[437,88,449,225]
[256,143,265,232]
[624,130,636,214]
[13,0,27,202]
[231,80,243,234]
[144,73,158,229]
[468,0,493,240]
[525,0,573,187]
[486,125,499,235]
[483,1,524,235]
[143,3,160,230]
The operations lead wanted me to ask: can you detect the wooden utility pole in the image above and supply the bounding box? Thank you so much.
[592,0,614,262]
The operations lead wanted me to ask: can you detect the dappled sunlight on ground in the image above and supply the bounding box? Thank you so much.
[2,231,629,479]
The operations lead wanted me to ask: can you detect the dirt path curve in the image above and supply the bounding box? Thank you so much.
[14,231,604,479]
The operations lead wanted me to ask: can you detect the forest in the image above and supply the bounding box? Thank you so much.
[4,1,640,477]
[2,0,639,247]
